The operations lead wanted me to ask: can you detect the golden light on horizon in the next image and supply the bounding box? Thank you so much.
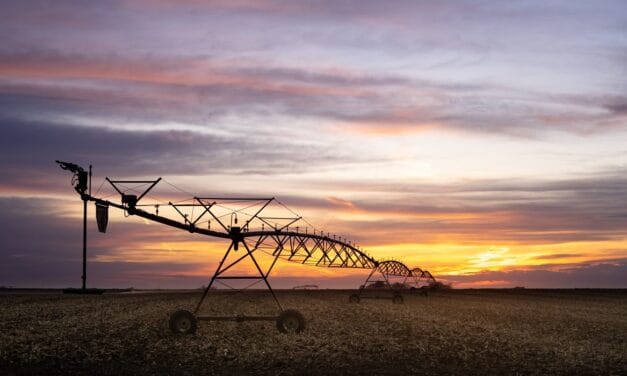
[42,184,626,289]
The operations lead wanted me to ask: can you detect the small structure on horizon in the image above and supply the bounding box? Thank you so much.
[292,284,319,290]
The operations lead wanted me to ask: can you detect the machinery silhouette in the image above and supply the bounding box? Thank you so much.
[57,161,437,334]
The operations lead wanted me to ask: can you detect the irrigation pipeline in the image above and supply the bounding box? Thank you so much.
[57,161,437,333]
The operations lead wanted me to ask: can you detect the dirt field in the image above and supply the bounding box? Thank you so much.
[1,289,625,375]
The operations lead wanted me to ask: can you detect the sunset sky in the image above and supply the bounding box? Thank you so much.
[1,0,626,289]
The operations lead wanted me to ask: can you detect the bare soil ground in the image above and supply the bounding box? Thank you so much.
[0,289,625,375]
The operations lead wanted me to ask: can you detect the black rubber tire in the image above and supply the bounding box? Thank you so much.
[276,309,305,334]
[392,294,404,304]
[169,310,197,334]
[349,294,360,303]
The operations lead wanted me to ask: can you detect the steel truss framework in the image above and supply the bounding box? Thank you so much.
[350,260,407,304]
[57,161,436,334]
[349,262,439,303]
[410,267,437,289]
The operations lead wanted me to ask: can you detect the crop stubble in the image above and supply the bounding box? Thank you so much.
[0,290,625,375]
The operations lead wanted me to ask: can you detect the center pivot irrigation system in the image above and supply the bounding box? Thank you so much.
[57,161,436,334]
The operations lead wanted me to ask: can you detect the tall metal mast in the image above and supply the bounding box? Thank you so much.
[56,161,102,294]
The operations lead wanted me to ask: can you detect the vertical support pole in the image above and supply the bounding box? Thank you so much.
[358,267,377,297]
[241,240,283,311]
[265,239,284,278]
[81,164,91,290]
[401,274,409,289]
[82,195,87,290]
[194,242,234,314]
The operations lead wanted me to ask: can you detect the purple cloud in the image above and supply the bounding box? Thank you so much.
[444,260,627,288]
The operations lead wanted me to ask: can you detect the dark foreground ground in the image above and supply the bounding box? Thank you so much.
[0,289,625,375]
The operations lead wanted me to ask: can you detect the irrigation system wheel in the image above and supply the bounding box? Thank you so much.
[276,309,305,334]
[349,294,360,303]
[392,294,404,304]
[169,310,197,334]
